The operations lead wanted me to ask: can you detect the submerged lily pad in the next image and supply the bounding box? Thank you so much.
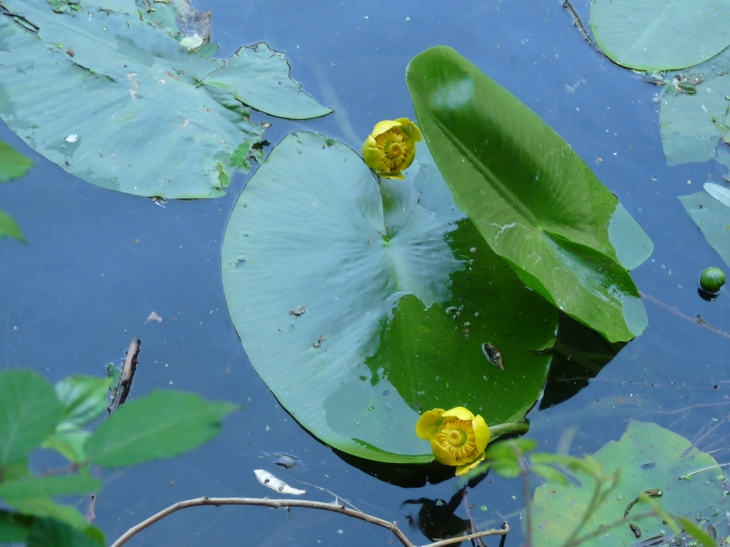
[533,421,729,546]
[406,46,650,343]
[221,132,558,463]
[0,0,330,199]
[679,185,730,269]
[590,0,730,71]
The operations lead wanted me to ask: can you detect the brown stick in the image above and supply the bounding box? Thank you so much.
[108,338,140,414]
[109,496,510,547]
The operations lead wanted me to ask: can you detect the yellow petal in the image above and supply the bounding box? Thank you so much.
[431,437,459,466]
[415,408,445,439]
[379,170,405,180]
[472,415,490,454]
[455,451,487,476]
[370,120,402,138]
[395,118,422,142]
[362,136,383,171]
[442,406,476,421]
[400,148,417,172]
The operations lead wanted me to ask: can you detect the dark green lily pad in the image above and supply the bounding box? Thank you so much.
[679,185,730,268]
[533,421,730,546]
[590,0,730,71]
[0,0,330,199]
[222,131,558,463]
[406,47,650,343]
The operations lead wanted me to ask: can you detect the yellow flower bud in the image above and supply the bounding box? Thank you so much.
[362,118,422,180]
[416,406,490,476]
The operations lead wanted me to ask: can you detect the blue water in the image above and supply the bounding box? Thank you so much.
[1,0,729,545]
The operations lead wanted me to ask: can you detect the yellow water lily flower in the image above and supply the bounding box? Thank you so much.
[416,406,490,476]
[362,118,422,180]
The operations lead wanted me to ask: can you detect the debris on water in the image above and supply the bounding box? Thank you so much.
[482,343,504,370]
[254,469,305,495]
[289,305,307,318]
[65,134,78,143]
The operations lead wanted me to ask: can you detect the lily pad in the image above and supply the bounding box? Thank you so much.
[221,131,558,463]
[679,186,730,268]
[589,0,730,71]
[406,46,650,343]
[532,421,730,546]
[0,0,330,199]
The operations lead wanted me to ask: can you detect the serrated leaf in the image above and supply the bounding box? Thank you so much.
[0,370,61,466]
[84,390,237,467]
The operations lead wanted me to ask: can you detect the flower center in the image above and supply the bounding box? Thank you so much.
[436,419,478,462]
[374,129,411,171]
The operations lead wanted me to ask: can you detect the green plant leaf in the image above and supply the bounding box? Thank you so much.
[221,131,557,463]
[0,370,62,466]
[532,421,730,546]
[406,46,650,343]
[41,430,90,464]
[53,376,112,429]
[0,141,33,182]
[0,510,32,544]
[589,0,730,71]
[0,209,25,242]
[84,390,237,467]
[27,517,104,547]
[0,476,101,500]
[3,497,89,532]
[0,0,329,199]
[679,188,730,269]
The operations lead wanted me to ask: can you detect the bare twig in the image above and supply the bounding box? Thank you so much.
[109,496,510,547]
[108,338,140,414]
[641,292,730,340]
[561,0,602,55]
[679,462,730,480]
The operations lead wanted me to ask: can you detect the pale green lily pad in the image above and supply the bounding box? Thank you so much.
[590,0,730,71]
[533,421,729,546]
[222,131,559,463]
[0,0,330,199]
[406,47,650,343]
[679,187,730,268]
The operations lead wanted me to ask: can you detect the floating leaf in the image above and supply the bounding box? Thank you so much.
[0,0,329,199]
[84,390,237,467]
[406,46,650,343]
[532,421,729,546]
[589,0,730,71]
[0,370,61,466]
[704,182,730,208]
[679,188,730,269]
[221,131,558,463]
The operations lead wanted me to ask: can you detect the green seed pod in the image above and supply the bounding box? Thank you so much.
[700,267,726,293]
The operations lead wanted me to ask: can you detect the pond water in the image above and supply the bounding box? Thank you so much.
[1,0,729,545]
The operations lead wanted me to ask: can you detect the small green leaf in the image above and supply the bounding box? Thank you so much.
[0,510,32,543]
[0,370,62,466]
[0,475,101,499]
[84,390,237,467]
[676,516,718,547]
[0,209,25,242]
[0,141,33,182]
[3,497,89,531]
[27,517,104,547]
[229,142,252,169]
[41,430,89,464]
[54,376,112,429]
